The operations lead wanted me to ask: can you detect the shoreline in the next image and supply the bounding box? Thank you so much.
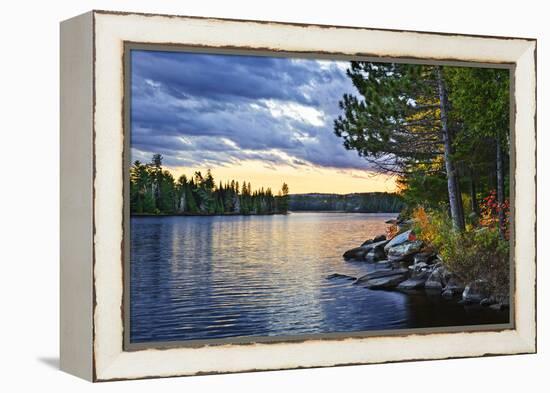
[332,226,511,313]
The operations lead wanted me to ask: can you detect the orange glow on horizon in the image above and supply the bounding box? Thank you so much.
[167,160,397,194]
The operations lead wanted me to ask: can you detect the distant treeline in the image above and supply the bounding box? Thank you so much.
[289,192,404,213]
[130,154,289,215]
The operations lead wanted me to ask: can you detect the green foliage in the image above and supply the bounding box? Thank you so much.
[446,67,511,214]
[334,62,442,173]
[129,154,289,216]
[446,67,510,148]
[397,169,448,211]
[334,62,510,216]
[277,182,290,212]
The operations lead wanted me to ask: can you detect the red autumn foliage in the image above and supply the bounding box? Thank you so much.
[479,190,510,240]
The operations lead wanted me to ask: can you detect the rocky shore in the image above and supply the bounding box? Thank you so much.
[328,223,509,311]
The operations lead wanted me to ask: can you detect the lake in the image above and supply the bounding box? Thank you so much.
[130,212,508,343]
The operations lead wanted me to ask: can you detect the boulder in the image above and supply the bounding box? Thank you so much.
[425,265,451,290]
[414,252,436,265]
[362,234,387,246]
[364,274,408,289]
[360,239,374,247]
[441,289,454,299]
[391,260,413,269]
[387,240,424,262]
[364,239,389,252]
[480,297,497,307]
[398,266,430,290]
[442,276,465,297]
[489,302,510,311]
[354,268,408,285]
[462,280,491,304]
[384,230,413,252]
[397,275,428,290]
[326,273,356,281]
[365,246,386,262]
[344,239,389,261]
[343,247,367,261]
[374,260,392,269]
[411,261,429,272]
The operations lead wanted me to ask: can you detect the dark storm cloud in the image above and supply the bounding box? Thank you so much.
[130,50,373,171]
[132,50,325,105]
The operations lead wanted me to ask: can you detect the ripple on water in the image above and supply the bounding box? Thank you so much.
[130,212,508,343]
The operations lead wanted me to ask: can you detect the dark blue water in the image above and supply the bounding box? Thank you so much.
[130,212,508,343]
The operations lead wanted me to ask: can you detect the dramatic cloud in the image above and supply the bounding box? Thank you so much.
[130,50,372,171]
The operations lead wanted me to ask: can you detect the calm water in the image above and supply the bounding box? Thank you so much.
[130,212,508,343]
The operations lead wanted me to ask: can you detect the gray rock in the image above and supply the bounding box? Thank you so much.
[361,239,374,247]
[480,297,497,307]
[462,280,491,304]
[365,270,407,289]
[374,260,392,269]
[442,276,465,297]
[326,273,356,280]
[364,274,408,289]
[343,247,367,260]
[383,230,413,252]
[364,239,390,252]
[362,234,387,246]
[387,240,424,262]
[412,268,431,279]
[441,289,454,299]
[489,302,510,311]
[397,275,428,290]
[414,252,435,265]
[391,260,413,269]
[425,265,451,290]
[411,261,429,272]
[425,281,442,291]
[354,268,408,285]
[365,246,386,262]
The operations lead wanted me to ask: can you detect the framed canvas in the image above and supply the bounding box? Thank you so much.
[60,10,537,382]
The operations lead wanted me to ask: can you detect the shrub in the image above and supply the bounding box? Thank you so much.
[411,205,509,294]
[480,190,510,240]
[386,223,399,240]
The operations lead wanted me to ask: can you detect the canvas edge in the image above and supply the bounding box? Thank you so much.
[59,11,95,381]
[89,11,537,381]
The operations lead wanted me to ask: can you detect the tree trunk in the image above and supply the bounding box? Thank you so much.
[469,166,479,216]
[496,137,506,238]
[436,66,465,231]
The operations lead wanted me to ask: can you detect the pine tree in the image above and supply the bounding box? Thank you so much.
[334,61,465,230]
[129,157,291,216]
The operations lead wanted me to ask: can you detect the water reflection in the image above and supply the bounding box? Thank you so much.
[130,212,507,343]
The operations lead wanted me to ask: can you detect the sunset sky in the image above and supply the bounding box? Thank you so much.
[130,50,397,194]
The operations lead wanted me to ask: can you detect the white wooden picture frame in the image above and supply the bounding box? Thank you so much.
[60,10,536,382]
